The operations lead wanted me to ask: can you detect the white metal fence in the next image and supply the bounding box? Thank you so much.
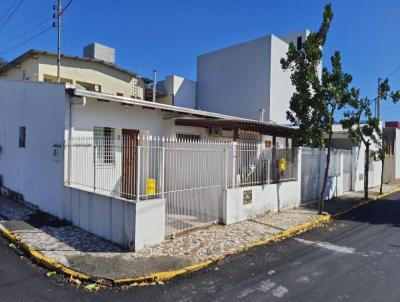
[301,147,352,202]
[235,142,297,187]
[65,136,298,236]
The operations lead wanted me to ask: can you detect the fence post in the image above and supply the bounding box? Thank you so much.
[231,142,237,188]
[66,136,72,186]
[136,145,141,202]
[93,145,96,192]
[224,148,228,189]
[161,146,165,198]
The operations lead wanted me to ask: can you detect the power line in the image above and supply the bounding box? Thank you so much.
[0,9,51,35]
[0,17,51,45]
[61,0,74,14]
[0,26,52,55]
[0,0,25,31]
[386,64,400,79]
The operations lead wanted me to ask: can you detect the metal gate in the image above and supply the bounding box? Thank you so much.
[163,140,230,237]
[301,148,322,201]
[343,150,352,192]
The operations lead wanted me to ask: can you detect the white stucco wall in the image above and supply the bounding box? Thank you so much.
[396,129,400,178]
[352,145,382,191]
[172,76,196,109]
[196,35,272,120]
[196,29,321,125]
[269,35,295,125]
[65,188,165,250]
[157,75,196,109]
[223,181,301,224]
[70,98,176,137]
[223,149,301,224]
[0,80,67,217]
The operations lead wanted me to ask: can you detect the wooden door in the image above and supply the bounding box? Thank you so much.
[122,129,139,199]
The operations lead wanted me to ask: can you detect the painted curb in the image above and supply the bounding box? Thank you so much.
[0,224,94,282]
[113,214,332,286]
[332,188,400,218]
[1,187,398,288]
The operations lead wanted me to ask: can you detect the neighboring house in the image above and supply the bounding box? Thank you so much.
[383,121,400,183]
[331,123,382,191]
[0,80,296,250]
[0,43,148,99]
[196,29,320,124]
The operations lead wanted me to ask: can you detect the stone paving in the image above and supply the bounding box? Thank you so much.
[1,183,397,279]
[0,193,324,279]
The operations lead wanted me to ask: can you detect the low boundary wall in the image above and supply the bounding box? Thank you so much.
[223,180,301,224]
[64,187,165,251]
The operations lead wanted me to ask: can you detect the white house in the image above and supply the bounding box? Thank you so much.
[383,122,400,182]
[0,80,300,250]
[331,124,383,191]
[196,29,319,124]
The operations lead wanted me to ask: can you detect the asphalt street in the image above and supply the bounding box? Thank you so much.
[1,192,400,302]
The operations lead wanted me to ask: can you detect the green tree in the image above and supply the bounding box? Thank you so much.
[341,79,399,200]
[374,80,399,194]
[281,3,356,214]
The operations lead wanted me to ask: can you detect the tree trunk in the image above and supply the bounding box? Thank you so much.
[364,142,370,200]
[380,156,384,195]
[319,129,333,214]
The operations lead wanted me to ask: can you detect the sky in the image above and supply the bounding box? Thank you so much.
[0,0,399,122]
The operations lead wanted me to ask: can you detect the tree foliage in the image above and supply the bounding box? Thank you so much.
[281,4,333,147]
[281,3,356,213]
[341,79,399,198]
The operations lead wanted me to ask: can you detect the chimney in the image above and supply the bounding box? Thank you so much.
[83,43,115,64]
[152,70,157,103]
[259,109,265,122]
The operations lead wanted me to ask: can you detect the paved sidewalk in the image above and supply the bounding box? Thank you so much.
[0,183,398,282]
[303,183,400,215]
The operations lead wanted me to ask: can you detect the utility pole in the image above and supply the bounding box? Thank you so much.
[56,0,61,83]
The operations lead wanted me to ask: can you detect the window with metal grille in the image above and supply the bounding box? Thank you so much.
[93,127,115,165]
[176,133,200,141]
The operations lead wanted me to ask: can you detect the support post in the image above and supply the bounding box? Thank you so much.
[224,148,228,189]
[231,142,237,188]
[136,146,141,202]
[161,146,165,198]
[93,145,96,192]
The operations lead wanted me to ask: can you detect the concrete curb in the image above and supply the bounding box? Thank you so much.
[0,224,94,282]
[114,214,332,286]
[1,187,398,288]
[332,188,400,218]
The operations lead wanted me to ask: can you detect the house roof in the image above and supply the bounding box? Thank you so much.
[0,49,151,81]
[67,86,294,137]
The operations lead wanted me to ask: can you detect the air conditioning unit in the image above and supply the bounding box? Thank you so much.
[208,127,222,136]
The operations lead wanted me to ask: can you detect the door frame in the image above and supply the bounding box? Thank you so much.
[121,129,139,199]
